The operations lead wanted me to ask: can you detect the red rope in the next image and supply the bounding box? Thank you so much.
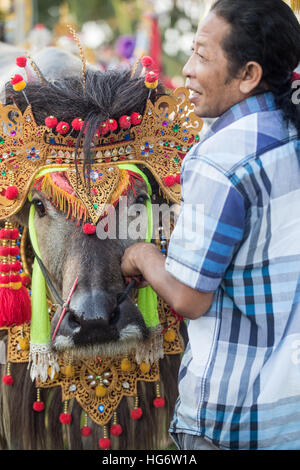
[51,276,79,341]
[161,307,184,334]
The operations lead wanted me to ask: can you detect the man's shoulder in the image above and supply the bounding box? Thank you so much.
[190,107,294,175]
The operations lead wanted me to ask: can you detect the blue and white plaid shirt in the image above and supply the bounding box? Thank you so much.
[165,92,300,450]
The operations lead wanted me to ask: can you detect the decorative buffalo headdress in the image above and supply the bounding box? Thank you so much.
[0,45,202,449]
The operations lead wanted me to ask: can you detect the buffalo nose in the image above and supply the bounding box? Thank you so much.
[69,289,118,324]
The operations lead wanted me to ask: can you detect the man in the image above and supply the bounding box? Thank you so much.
[121,0,300,450]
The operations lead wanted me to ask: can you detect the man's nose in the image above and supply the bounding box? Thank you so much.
[182,53,195,79]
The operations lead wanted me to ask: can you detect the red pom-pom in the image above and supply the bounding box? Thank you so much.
[83,223,97,235]
[145,71,158,83]
[175,174,181,184]
[0,247,9,257]
[119,115,131,130]
[99,437,111,450]
[108,119,118,132]
[9,246,20,257]
[81,426,91,437]
[164,175,176,187]
[10,261,22,272]
[9,274,21,283]
[59,413,72,424]
[10,74,23,85]
[56,122,70,135]
[153,397,165,408]
[21,275,31,287]
[0,275,9,284]
[33,401,45,412]
[45,116,58,129]
[10,228,20,240]
[0,264,10,273]
[130,112,142,125]
[131,408,143,420]
[141,56,154,68]
[16,56,27,68]
[0,229,18,240]
[5,186,18,200]
[0,246,16,256]
[2,375,13,385]
[110,424,123,436]
[99,121,110,135]
[0,229,8,240]
[72,118,84,131]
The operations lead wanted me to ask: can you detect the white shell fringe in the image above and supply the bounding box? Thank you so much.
[28,342,60,382]
[135,325,164,365]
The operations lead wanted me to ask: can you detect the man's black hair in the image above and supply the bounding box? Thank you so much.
[211,0,300,134]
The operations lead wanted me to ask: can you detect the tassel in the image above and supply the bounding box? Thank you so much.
[33,387,45,412]
[81,412,91,437]
[120,355,132,372]
[59,400,72,424]
[110,411,123,436]
[99,425,111,450]
[0,223,31,327]
[95,376,107,398]
[153,383,165,408]
[131,396,143,420]
[18,330,29,351]
[2,362,13,385]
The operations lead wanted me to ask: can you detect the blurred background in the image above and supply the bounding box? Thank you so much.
[0,0,299,88]
[0,0,215,90]
[1,0,298,140]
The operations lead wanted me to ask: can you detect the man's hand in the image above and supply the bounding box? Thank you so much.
[121,242,155,278]
[121,242,214,320]
[121,243,157,288]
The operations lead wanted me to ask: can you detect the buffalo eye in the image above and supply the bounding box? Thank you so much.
[33,199,46,217]
[135,194,148,204]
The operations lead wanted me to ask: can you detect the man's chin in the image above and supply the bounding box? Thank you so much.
[192,103,222,120]
[189,96,212,118]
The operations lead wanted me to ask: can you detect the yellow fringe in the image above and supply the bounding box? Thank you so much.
[109,170,132,206]
[39,170,133,224]
[40,173,88,223]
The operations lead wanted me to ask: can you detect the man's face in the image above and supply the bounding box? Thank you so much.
[183,12,243,118]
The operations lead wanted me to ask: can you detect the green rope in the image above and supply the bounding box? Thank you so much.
[28,203,50,346]
[117,163,159,329]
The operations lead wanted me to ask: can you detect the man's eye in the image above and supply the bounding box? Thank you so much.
[191,47,204,60]
[33,199,46,217]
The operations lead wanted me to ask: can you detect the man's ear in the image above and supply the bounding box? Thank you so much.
[239,61,264,95]
[9,200,31,227]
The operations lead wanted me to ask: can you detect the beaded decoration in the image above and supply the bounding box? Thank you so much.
[0,86,202,224]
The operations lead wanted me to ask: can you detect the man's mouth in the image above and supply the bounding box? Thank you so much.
[188,88,202,99]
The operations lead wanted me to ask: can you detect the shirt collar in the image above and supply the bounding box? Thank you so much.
[203,91,278,140]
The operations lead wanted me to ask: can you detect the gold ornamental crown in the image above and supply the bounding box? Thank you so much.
[0,86,202,224]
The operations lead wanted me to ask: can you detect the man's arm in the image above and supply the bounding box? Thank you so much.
[121,242,214,320]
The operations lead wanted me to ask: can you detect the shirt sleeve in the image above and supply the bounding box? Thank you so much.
[165,156,246,292]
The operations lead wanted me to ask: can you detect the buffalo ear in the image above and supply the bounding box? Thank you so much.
[9,200,31,227]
